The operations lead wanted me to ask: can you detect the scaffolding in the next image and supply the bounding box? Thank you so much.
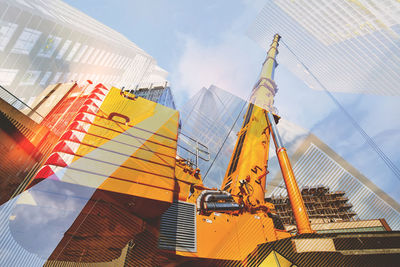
[266,186,357,225]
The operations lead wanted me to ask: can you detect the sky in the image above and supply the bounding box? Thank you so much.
[63,0,400,203]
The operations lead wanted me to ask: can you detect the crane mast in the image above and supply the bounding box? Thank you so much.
[221,34,313,234]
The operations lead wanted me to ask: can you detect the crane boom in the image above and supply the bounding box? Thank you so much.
[220,34,313,233]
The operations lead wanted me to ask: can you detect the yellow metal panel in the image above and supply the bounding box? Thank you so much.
[258,251,279,267]
[55,86,179,203]
[274,251,292,267]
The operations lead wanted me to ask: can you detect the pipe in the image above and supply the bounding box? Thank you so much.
[266,112,313,234]
[197,190,230,210]
[204,194,232,203]
[203,202,241,211]
[197,190,242,212]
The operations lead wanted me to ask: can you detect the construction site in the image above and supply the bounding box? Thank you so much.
[269,186,357,225]
[0,0,400,266]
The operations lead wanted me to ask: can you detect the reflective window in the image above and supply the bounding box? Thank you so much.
[87,48,99,64]
[39,71,52,86]
[0,68,18,86]
[15,0,32,8]
[99,51,110,66]
[0,21,18,51]
[55,40,71,59]
[50,72,62,84]
[37,35,61,58]
[112,55,120,68]
[19,70,41,85]
[73,44,88,62]
[65,42,81,61]
[105,53,116,67]
[11,28,42,54]
[93,49,105,65]
[81,46,94,63]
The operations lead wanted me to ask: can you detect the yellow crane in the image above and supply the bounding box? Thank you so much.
[12,34,312,265]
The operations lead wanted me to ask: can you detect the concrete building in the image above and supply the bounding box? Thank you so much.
[268,133,400,230]
[248,0,400,95]
[267,185,392,234]
[267,186,357,226]
[0,0,167,108]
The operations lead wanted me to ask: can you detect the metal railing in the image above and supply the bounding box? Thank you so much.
[177,131,210,168]
[0,85,44,123]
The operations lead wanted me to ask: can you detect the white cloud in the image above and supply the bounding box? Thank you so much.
[169,0,268,107]
[170,32,264,105]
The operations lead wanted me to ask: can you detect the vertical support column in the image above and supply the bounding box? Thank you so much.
[266,112,313,234]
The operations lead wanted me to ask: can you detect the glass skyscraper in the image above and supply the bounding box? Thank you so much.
[131,85,176,110]
[0,0,168,107]
[248,0,400,95]
[181,85,400,230]
[268,133,400,230]
[178,85,246,188]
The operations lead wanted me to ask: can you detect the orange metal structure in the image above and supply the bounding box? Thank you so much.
[12,34,312,265]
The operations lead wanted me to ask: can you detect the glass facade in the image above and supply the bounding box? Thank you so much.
[178,85,248,188]
[0,0,168,114]
[268,134,400,230]
[0,0,399,265]
[248,0,400,95]
[131,86,176,110]
[0,21,17,50]
[180,85,400,230]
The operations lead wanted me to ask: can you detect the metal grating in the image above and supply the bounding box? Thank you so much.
[158,201,196,252]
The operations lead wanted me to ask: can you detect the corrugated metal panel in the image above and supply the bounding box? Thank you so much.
[158,201,196,252]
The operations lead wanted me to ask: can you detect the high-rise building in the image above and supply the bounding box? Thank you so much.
[267,186,357,226]
[131,85,176,110]
[268,133,400,230]
[0,0,168,107]
[267,185,392,234]
[247,0,400,95]
[178,85,246,188]
[0,82,180,266]
[180,85,400,230]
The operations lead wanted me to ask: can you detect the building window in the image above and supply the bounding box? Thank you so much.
[105,53,116,67]
[73,44,88,62]
[93,49,105,65]
[50,72,62,84]
[81,46,94,63]
[0,68,18,86]
[20,70,41,85]
[37,35,61,57]
[11,28,42,54]
[0,21,18,51]
[87,48,100,64]
[39,71,52,86]
[112,55,122,68]
[99,51,110,66]
[56,40,71,59]
[65,42,81,61]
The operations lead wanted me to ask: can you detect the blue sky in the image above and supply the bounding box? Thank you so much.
[63,0,400,202]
